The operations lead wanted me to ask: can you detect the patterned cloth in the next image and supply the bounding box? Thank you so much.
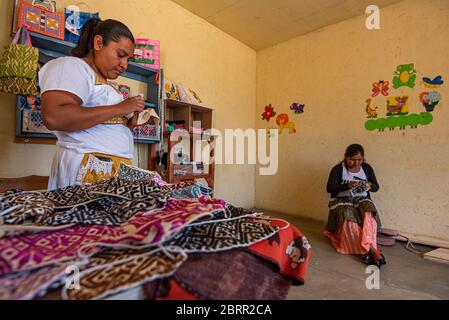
[160,181,213,199]
[153,250,291,300]
[225,204,256,218]
[0,263,70,300]
[75,153,131,185]
[324,212,378,255]
[150,176,169,185]
[0,169,312,300]
[115,163,161,182]
[42,192,168,226]
[166,206,279,252]
[0,178,169,227]
[0,191,54,225]
[158,181,196,190]
[43,177,161,208]
[0,224,75,240]
[247,220,312,285]
[0,197,225,276]
[63,249,186,300]
[325,196,381,233]
[42,184,100,208]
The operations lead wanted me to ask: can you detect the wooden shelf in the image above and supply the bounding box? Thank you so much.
[16,32,164,155]
[150,99,215,188]
[175,173,210,180]
[174,173,214,188]
[163,131,218,137]
[15,136,56,145]
[30,32,160,81]
[164,98,214,111]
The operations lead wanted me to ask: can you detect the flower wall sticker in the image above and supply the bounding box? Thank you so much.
[276,113,296,134]
[261,104,276,122]
[419,92,441,112]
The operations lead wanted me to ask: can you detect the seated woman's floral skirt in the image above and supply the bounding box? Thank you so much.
[323,196,381,255]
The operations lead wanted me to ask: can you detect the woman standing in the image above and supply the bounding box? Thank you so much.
[39,19,144,190]
[324,144,386,267]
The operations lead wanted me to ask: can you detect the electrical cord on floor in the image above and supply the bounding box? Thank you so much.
[398,234,426,256]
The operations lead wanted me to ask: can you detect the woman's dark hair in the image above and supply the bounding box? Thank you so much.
[344,144,365,158]
[72,19,135,57]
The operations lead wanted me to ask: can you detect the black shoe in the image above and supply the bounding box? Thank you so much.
[361,253,374,265]
[376,254,386,268]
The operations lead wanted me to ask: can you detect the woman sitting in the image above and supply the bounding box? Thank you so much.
[324,144,386,267]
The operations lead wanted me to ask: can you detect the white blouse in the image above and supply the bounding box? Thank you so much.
[38,56,134,159]
[337,163,368,197]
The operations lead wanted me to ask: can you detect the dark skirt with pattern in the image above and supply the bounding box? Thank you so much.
[325,196,382,233]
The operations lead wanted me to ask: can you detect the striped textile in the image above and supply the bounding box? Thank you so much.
[324,212,378,255]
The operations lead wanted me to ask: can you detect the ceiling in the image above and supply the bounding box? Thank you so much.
[171,0,403,50]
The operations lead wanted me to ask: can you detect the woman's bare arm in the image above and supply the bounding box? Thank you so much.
[41,90,144,132]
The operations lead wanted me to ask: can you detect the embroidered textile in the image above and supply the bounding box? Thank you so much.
[166,209,280,253]
[42,192,168,226]
[43,177,163,207]
[75,153,131,185]
[0,224,75,240]
[0,191,54,225]
[157,181,213,198]
[224,204,256,218]
[158,181,196,190]
[0,197,224,276]
[63,249,186,300]
[325,196,381,233]
[115,162,161,182]
[0,263,69,300]
[2,178,169,227]
[248,221,311,285]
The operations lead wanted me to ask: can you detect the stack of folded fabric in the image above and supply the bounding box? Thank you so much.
[0,163,311,300]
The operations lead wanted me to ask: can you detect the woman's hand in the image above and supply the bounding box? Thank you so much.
[348,181,361,188]
[127,112,139,130]
[115,96,145,117]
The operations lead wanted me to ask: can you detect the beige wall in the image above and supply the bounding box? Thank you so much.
[256,0,449,241]
[0,0,56,177]
[0,0,256,208]
[1,0,448,241]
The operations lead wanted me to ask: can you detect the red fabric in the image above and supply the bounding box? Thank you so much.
[156,279,199,300]
[157,219,312,299]
[324,212,378,255]
[247,220,311,285]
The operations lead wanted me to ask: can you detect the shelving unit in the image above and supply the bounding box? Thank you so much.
[151,99,215,188]
[15,31,163,146]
